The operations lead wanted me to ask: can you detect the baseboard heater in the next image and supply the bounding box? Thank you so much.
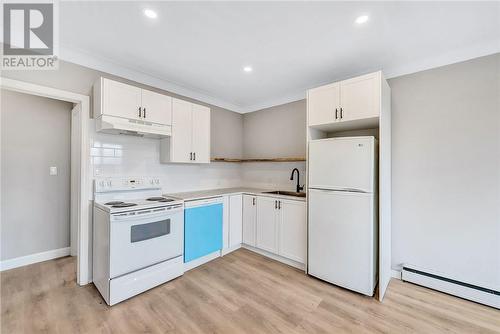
[401,265,500,309]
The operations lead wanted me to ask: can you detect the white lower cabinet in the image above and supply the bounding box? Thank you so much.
[256,197,279,254]
[228,194,243,247]
[242,195,257,246]
[278,199,307,263]
[243,195,306,265]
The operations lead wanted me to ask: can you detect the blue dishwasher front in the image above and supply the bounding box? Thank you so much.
[184,202,223,263]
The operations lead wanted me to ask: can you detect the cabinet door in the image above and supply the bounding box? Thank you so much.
[191,104,211,163]
[340,72,380,122]
[279,200,306,263]
[242,195,256,246]
[171,98,193,163]
[103,79,142,120]
[141,89,172,125]
[308,82,340,126]
[256,196,279,254]
[229,195,243,247]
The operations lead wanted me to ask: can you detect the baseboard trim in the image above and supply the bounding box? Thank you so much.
[221,244,241,256]
[0,247,71,272]
[242,244,305,270]
[391,269,402,280]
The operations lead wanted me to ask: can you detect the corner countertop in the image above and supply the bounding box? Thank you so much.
[165,187,306,202]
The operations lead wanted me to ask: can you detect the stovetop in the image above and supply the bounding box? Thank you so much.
[95,196,183,213]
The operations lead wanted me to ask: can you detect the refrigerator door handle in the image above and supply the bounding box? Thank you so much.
[309,187,371,194]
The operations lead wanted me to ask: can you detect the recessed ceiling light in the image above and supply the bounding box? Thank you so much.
[243,66,253,73]
[144,9,158,19]
[355,15,369,25]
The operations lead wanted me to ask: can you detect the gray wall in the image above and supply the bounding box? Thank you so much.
[1,90,73,260]
[389,53,500,289]
[240,100,307,191]
[2,60,244,159]
[243,99,306,159]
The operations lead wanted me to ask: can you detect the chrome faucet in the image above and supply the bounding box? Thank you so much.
[290,168,304,193]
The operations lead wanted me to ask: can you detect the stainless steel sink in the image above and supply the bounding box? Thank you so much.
[263,190,306,198]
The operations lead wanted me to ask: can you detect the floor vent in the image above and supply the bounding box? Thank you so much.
[401,265,500,309]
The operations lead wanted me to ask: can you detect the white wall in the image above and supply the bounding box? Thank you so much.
[1,90,73,260]
[389,53,500,290]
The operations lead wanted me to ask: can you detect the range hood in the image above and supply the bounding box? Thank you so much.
[96,115,171,138]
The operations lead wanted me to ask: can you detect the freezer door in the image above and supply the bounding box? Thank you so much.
[308,189,376,296]
[309,137,375,192]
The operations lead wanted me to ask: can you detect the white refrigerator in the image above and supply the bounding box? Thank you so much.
[308,136,377,296]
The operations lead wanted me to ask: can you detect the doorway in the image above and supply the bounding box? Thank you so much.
[0,78,90,285]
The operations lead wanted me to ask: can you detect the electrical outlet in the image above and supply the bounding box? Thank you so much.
[49,166,58,176]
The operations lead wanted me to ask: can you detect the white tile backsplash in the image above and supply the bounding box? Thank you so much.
[89,120,242,193]
[89,119,305,194]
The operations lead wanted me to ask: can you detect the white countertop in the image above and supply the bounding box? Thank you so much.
[165,187,306,202]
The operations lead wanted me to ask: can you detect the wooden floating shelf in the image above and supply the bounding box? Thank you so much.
[211,157,306,163]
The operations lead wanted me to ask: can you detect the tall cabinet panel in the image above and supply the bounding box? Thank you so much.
[242,195,257,246]
[229,195,243,247]
[170,98,192,163]
[191,104,211,163]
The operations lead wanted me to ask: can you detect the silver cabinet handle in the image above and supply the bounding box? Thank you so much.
[340,107,343,119]
[143,107,146,118]
[335,108,338,120]
[190,152,193,161]
[278,201,281,210]
[275,200,278,209]
[138,107,142,118]
[252,197,255,206]
[193,152,196,161]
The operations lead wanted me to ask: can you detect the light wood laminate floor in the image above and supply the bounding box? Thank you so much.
[1,248,499,333]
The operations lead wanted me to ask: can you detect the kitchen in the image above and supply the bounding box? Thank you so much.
[1,2,499,333]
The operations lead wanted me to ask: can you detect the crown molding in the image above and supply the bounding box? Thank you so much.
[60,41,500,115]
[59,46,246,113]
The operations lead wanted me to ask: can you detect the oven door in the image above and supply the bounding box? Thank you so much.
[109,205,184,278]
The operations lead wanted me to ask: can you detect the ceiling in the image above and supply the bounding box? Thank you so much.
[60,2,500,113]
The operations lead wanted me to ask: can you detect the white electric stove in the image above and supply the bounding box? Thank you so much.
[93,177,185,306]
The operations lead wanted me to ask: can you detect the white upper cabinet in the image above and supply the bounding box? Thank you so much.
[160,98,211,164]
[141,89,172,125]
[95,77,172,125]
[307,82,340,126]
[307,71,384,129]
[340,72,381,122]
[102,79,143,120]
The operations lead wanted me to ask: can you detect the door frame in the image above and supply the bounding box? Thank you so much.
[1,77,91,285]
